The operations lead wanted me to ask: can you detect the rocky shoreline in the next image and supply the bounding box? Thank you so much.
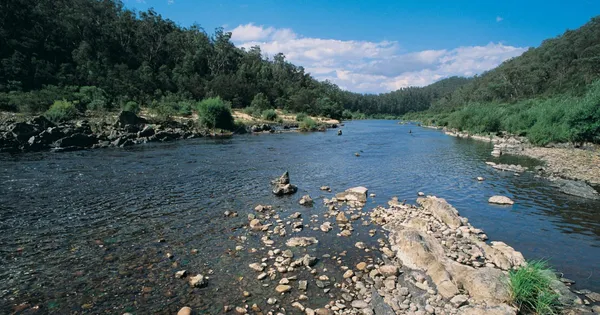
[170,173,598,315]
[0,111,339,154]
[441,128,600,199]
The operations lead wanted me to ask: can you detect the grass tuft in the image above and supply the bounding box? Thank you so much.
[509,260,561,315]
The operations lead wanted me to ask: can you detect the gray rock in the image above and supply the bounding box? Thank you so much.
[550,178,600,200]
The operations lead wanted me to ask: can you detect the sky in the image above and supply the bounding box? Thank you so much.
[125,0,600,93]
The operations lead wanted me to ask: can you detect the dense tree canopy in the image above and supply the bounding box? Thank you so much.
[0,0,466,119]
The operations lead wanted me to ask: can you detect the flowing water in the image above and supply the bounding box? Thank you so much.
[1,120,599,314]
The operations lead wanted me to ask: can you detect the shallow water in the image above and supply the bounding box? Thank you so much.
[1,120,599,313]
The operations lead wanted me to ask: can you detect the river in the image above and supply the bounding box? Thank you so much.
[1,120,598,313]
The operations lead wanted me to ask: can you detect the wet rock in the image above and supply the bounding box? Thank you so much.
[286,237,318,247]
[418,191,425,196]
[320,222,332,232]
[302,254,318,267]
[272,171,290,185]
[275,284,291,293]
[177,306,192,315]
[486,161,527,173]
[477,176,485,181]
[189,274,207,287]
[320,186,331,191]
[54,133,98,148]
[549,177,600,200]
[335,186,368,203]
[488,195,514,205]
[340,230,352,237]
[336,212,349,223]
[299,280,308,291]
[299,195,314,206]
[273,183,298,196]
[249,263,264,272]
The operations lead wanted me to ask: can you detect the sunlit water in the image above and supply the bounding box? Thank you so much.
[1,120,599,313]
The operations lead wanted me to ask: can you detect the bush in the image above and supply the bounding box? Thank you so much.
[150,100,176,121]
[509,260,560,314]
[251,92,270,111]
[123,101,140,114]
[197,97,234,130]
[261,109,278,121]
[299,117,318,131]
[177,101,193,116]
[243,106,261,117]
[75,86,108,111]
[44,100,78,122]
[295,112,308,122]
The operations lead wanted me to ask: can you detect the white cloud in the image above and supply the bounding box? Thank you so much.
[496,16,504,22]
[229,24,527,93]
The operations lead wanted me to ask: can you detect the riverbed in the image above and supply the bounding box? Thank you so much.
[1,120,598,313]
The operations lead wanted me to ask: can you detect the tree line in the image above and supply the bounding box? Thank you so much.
[0,0,465,121]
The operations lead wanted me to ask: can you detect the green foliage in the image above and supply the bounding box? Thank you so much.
[197,97,234,130]
[295,112,308,122]
[243,106,261,117]
[44,100,78,122]
[123,101,140,114]
[177,101,194,116]
[299,117,318,131]
[261,109,278,121]
[75,86,108,111]
[150,99,177,121]
[250,93,271,111]
[509,260,560,314]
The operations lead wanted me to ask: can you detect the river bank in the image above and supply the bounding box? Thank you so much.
[0,110,340,154]
[430,127,600,196]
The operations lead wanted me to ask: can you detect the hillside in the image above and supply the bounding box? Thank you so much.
[407,16,600,145]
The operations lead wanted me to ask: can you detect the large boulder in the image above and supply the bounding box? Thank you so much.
[417,196,462,229]
[9,122,39,142]
[54,133,98,148]
[550,177,599,200]
[335,186,368,203]
[488,195,514,205]
[114,111,147,128]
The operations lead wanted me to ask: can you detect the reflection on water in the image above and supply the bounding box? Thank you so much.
[1,120,598,313]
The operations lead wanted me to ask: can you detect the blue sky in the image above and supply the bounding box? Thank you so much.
[125,0,600,93]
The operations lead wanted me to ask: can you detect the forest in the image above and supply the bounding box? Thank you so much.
[406,16,600,145]
[0,0,463,122]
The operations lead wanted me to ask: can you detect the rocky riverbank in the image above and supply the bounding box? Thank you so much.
[0,111,340,154]
[442,128,600,199]
[169,174,598,315]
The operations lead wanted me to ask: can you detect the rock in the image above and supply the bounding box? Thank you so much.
[189,274,207,287]
[257,273,267,280]
[302,254,318,267]
[487,162,527,173]
[371,288,395,315]
[273,171,290,185]
[175,270,187,278]
[450,294,469,307]
[249,263,264,272]
[286,237,318,247]
[320,186,331,191]
[477,177,485,181]
[340,230,352,237]
[235,306,247,314]
[457,304,516,315]
[418,192,425,196]
[337,129,342,136]
[282,249,294,258]
[343,270,354,278]
[335,187,369,203]
[417,196,462,229]
[550,177,600,200]
[356,262,367,271]
[275,284,291,293]
[273,183,298,196]
[249,219,263,230]
[9,122,40,142]
[292,302,305,311]
[379,265,399,277]
[320,222,332,232]
[299,280,308,291]
[355,242,366,249]
[488,195,514,205]
[177,306,192,315]
[336,212,349,223]
[114,110,147,128]
[490,241,526,268]
[138,125,155,137]
[299,195,314,206]
[461,267,511,304]
[54,133,98,148]
[351,300,369,309]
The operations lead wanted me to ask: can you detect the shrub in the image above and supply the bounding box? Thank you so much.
[150,100,176,121]
[197,97,234,130]
[44,100,78,122]
[261,109,278,121]
[509,260,560,314]
[75,86,108,111]
[295,112,308,122]
[251,92,271,111]
[123,101,140,114]
[243,106,261,117]
[299,117,318,131]
[177,101,193,116]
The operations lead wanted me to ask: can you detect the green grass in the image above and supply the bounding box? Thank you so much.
[404,80,600,146]
[509,260,561,315]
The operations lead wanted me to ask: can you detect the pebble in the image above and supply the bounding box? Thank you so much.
[267,298,277,305]
[356,262,367,271]
[189,274,206,287]
[177,306,192,315]
[275,284,291,293]
[343,270,354,278]
[175,270,187,278]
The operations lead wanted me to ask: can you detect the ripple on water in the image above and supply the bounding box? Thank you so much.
[0,120,599,313]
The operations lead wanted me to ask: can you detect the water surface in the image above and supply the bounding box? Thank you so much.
[1,120,598,313]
